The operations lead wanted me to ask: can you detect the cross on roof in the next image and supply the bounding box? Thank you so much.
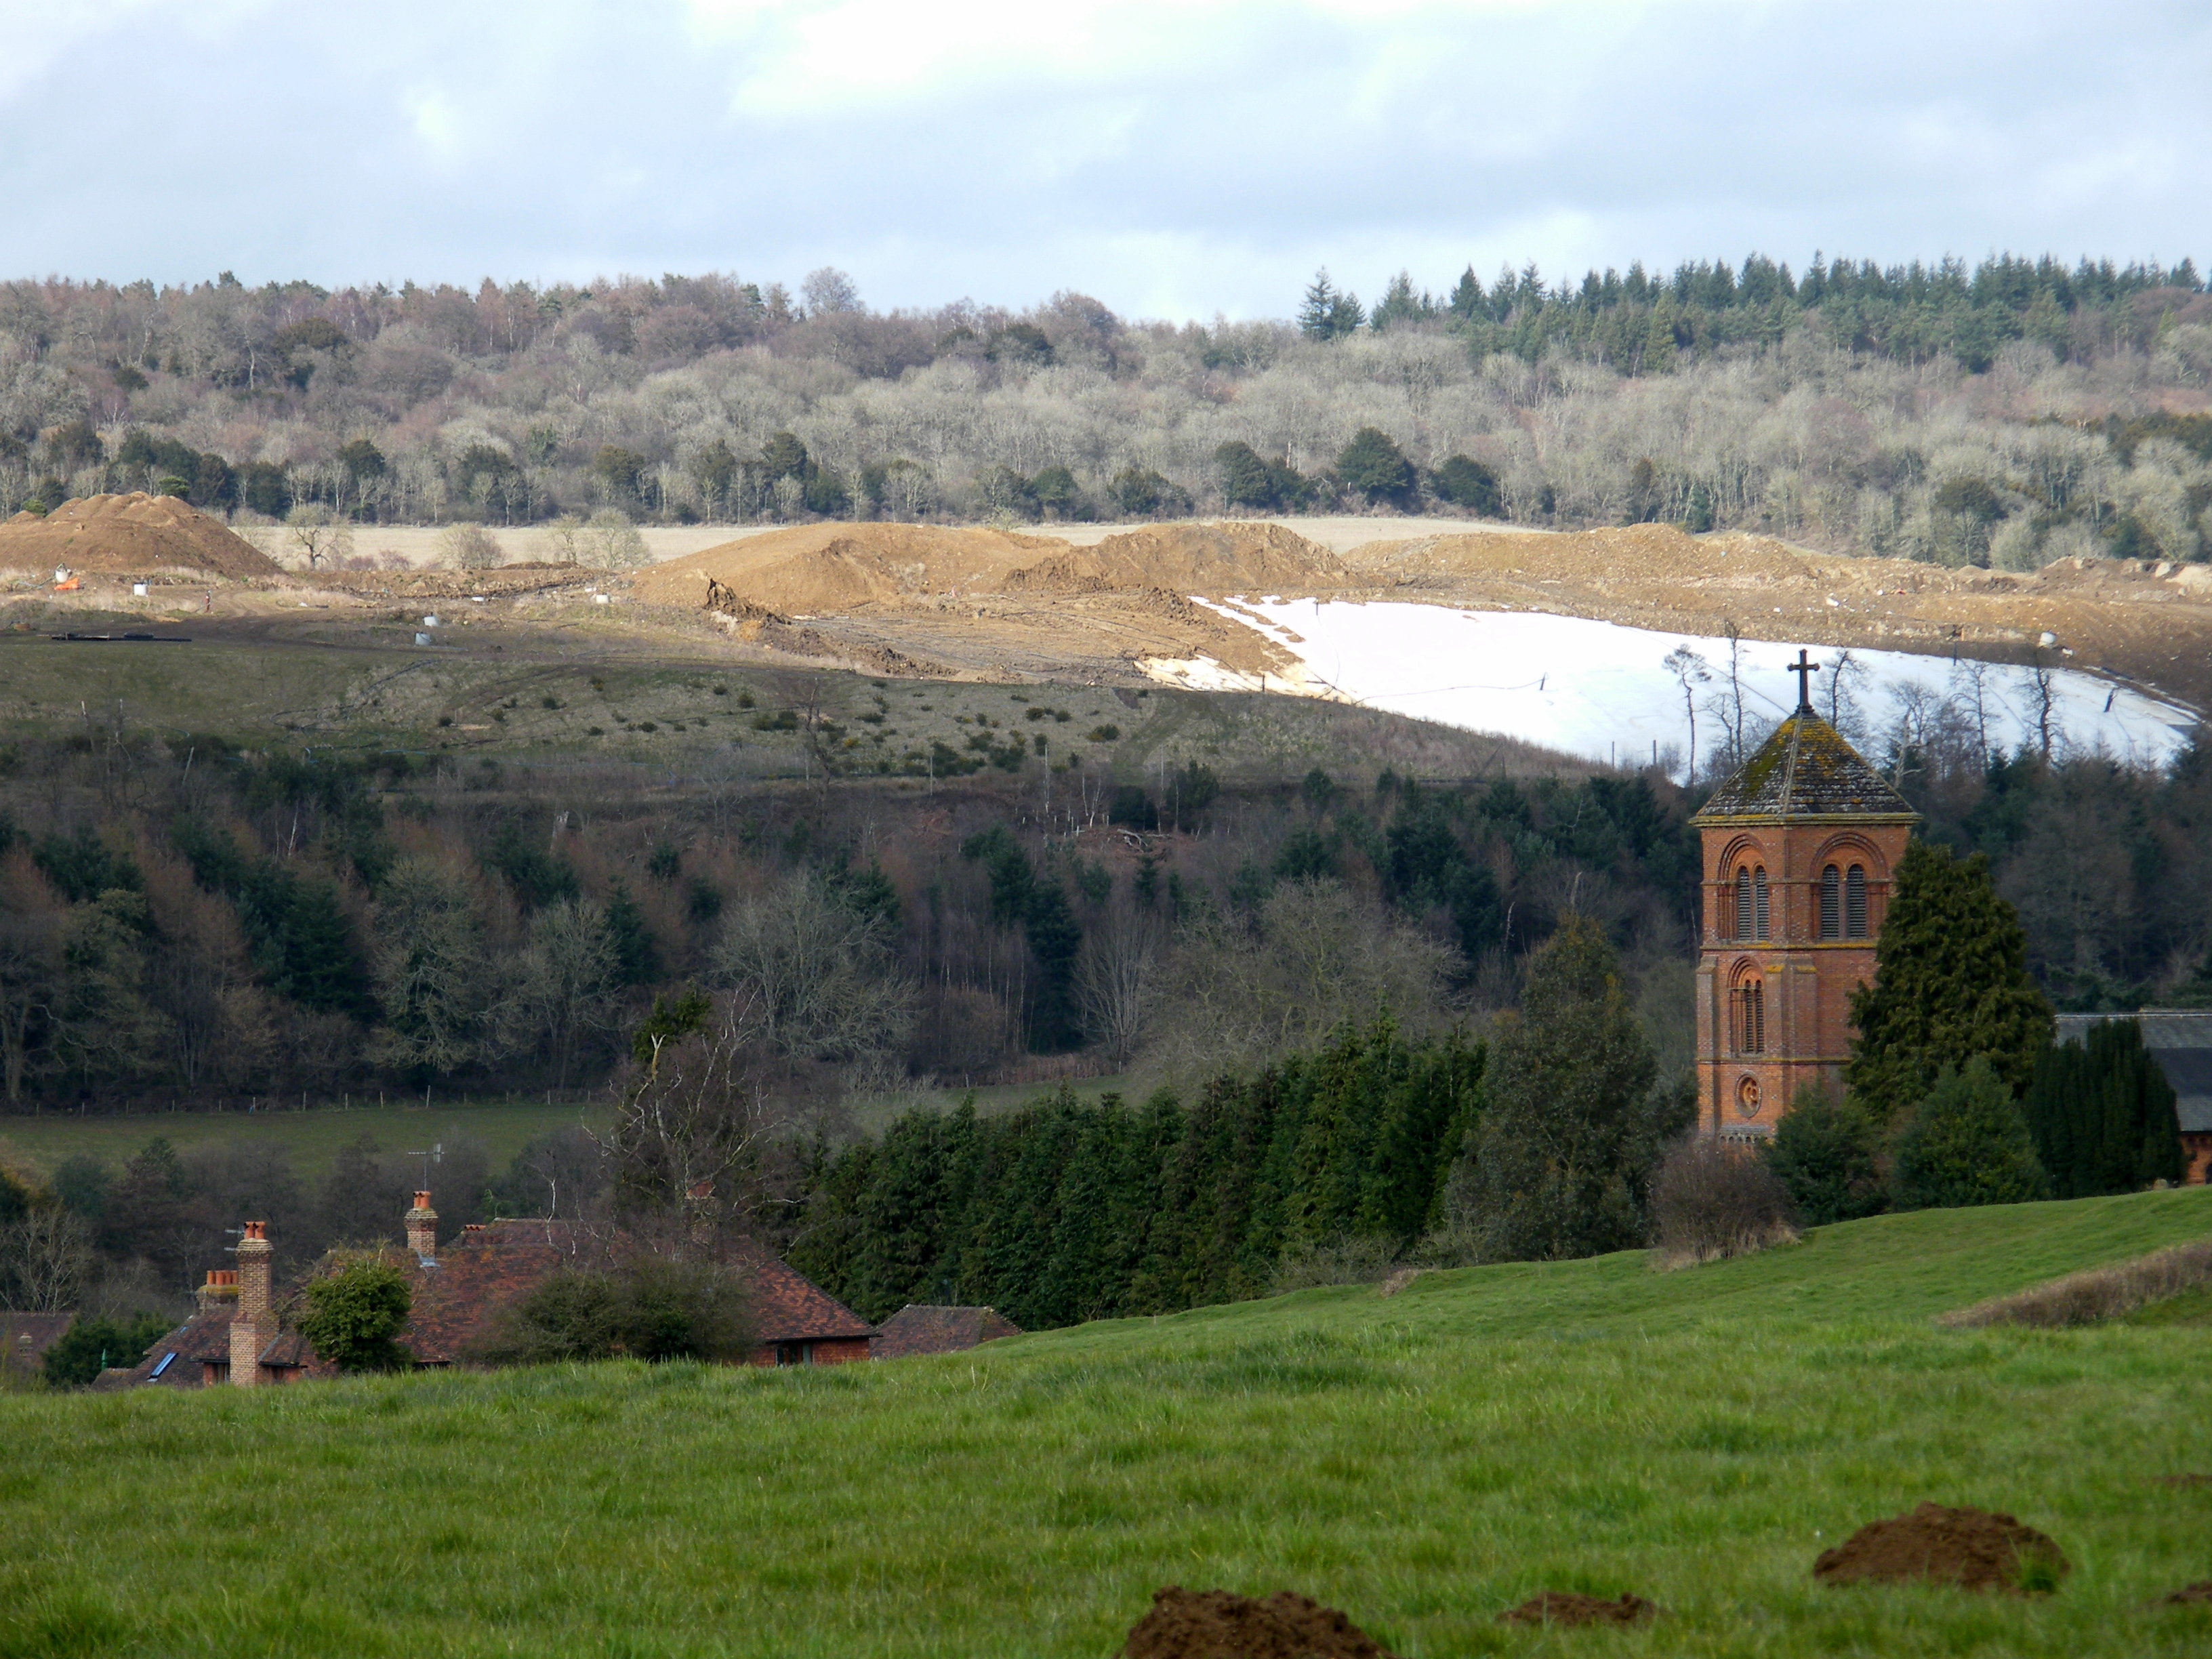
[1788,649,1821,712]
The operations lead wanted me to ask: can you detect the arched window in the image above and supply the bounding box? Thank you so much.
[1820,865,1841,939]
[1753,867,1769,941]
[1732,976,1765,1053]
[1734,867,1753,940]
[1846,865,1868,938]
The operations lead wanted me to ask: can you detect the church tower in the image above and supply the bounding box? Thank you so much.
[1689,653,1918,1141]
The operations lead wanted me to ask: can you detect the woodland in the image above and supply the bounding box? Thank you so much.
[1,253,2209,567]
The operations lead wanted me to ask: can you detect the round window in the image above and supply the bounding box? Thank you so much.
[1736,1076,1761,1118]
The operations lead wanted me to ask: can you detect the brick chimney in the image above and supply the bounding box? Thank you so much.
[406,1192,438,1264]
[229,1222,271,1387]
[197,1269,239,1314]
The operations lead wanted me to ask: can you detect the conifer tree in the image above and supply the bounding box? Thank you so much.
[1890,1058,2048,1209]
[2022,1020,2184,1196]
[1761,1087,1885,1223]
[1448,915,1679,1261]
[1846,841,2052,1119]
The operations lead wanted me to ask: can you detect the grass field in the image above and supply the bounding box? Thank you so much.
[3,1189,2211,1656]
[0,1097,607,1185]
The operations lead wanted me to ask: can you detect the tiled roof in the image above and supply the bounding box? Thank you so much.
[398,1220,874,1362]
[400,1221,580,1364]
[1,1311,74,1369]
[739,1246,875,1345]
[102,1307,233,1389]
[2054,1010,2212,1134]
[1692,710,1917,824]
[873,1305,1021,1359]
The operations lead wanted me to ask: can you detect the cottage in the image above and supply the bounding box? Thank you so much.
[398,1196,876,1367]
[873,1305,1022,1359]
[103,1193,875,1387]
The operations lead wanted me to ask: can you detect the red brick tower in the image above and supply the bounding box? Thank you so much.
[1689,654,1917,1141]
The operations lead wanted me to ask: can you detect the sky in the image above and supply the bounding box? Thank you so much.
[2,0,2207,321]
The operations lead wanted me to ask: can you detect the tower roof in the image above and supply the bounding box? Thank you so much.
[1692,710,1919,825]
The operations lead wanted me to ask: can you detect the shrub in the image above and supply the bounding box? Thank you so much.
[1649,1137,1798,1267]
[1269,1235,1401,1293]
[40,1313,173,1389]
[295,1252,413,1372]
[1336,427,1416,507]
[1108,466,1187,518]
[1430,455,1502,516]
[470,1256,754,1366]
[1940,1239,2212,1328]
[436,522,502,571]
[1891,1057,2049,1210]
[1762,1088,1887,1224]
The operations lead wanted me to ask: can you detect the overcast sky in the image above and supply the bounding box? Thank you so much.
[3,0,2206,321]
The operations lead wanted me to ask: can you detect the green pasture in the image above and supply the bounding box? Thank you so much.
[5,1189,2212,1656]
[0,1097,605,1185]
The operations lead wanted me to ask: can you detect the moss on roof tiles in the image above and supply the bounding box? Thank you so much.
[1693,710,1917,823]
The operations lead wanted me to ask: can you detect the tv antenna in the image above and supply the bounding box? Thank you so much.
[405,1142,443,1187]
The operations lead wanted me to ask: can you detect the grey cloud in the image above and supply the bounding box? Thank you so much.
[1,0,2205,316]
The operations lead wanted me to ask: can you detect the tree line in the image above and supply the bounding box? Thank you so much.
[3,253,2208,567]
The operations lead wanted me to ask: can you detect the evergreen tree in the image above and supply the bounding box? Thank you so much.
[1891,1058,2049,1209]
[1761,1088,1885,1223]
[1213,441,1278,510]
[601,882,660,987]
[1336,427,1416,506]
[1298,269,1343,340]
[2022,1020,2184,1196]
[1846,841,2052,1119]
[1449,915,1679,1261]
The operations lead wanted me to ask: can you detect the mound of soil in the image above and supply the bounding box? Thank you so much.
[0,493,281,581]
[1122,1587,1396,1659]
[1812,1503,2069,1593]
[633,523,1061,613]
[1009,521,1353,596]
[1496,1592,1658,1627]
[2160,1582,2212,1605]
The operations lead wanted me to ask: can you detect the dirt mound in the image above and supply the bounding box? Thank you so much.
[1122,1587,1395,1659]
[1010,521,1351,596]
[1813,1503,2069,1593]
[0,493,281,581]
[2159,1582,2212,1605]
[633,523,1062,614]
[1496,1592,1658,1628]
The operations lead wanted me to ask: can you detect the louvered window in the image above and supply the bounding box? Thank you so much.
[1820,865,1841,939]
[1753,868,1769,941]
[1846,865,1868,938]
[1734,867,1753,940]
[1734,980,1765,1053]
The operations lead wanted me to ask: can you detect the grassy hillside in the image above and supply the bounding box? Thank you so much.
[5,1191,2212,1657]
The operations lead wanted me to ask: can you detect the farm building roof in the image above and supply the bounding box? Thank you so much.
[400,1219,874,1363]
[874,1305,1022,1359]
[1691,710,1917,825]
[2053,1010,2212,1134]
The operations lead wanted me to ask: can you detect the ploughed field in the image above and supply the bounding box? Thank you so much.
[5,1190,2211,1656]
